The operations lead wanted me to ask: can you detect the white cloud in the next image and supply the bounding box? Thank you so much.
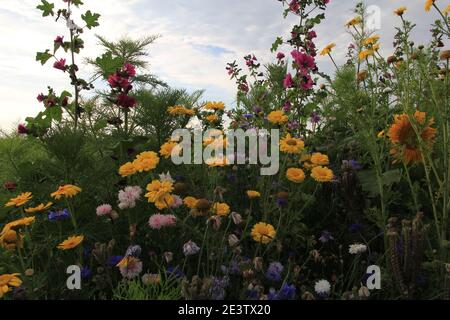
[0,0,446,130]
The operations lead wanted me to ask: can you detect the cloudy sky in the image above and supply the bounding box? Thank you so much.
[0,0,444,131]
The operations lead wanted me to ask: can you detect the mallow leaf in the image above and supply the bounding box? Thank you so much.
[36,50,53,65]
[81,10,100,29]
[36,0,54,17]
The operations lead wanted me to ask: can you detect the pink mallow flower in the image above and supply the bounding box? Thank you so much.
[108,73,130,89]
[17,124,28,135]
[96,204,112,217]
[148,214,177,230]
[123,63,136,77]
[291,50,316,74]
[53,59,66,71]
[276,52,285,60]
[283,73,294,89]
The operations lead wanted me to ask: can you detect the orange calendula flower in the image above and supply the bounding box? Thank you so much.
[205,114,220,123]
[183,196,198,209]
[311,166,334,182]
[345,16,362,28]
[119,162,137,177]
[362,35,380,46]
[167,105,195,116]
[387,111,437,165]
[267,110,288,125]
[5,192,32,207]
[280,134,305,154]
[145,180,174,210]
[359,49,374,61]
[310,153,330,166]
[51,185,81,200]
[425,0,434,12]
[394,6,407,16]
[133,151,160,172]
[246,190,261,199]
[57,235,84,250]
[204,101,225,111]
[286,168,306,183]
[160,141,179,159]
[251,222,276,244]
[0,273,22,299]
[320,43,336,56]
[24,202,53,214]
[212,202,230,216]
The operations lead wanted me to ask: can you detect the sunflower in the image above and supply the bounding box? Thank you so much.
[160,141,179,159]
[133,151,160,172]
[311,166,334,182]
[310,153,329,166]
[394,6,407,16]
[51,185,81,200]
[204,101,225,111]
[24,202,53,214]
[320,43,336,56]
[286,168,306,183]
[0,273,22,299]
[387,111,437,165]
[5,192,32,207]
[212,202,230,216]
[57,235,84,250]
[145,180,174,209]
[251,222,276,244]
[267,110,288,125]
[246,190,261,199]
[280,134,305,154]
[119,162,137,177]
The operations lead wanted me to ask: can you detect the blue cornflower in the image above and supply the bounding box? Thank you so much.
[107,255,123,268]
[48,208,70,222]
[268,284,296,300]
[348,222,363,233]
[266,262,284,282]
[81,266,92,279]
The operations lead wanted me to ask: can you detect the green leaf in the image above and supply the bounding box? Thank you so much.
[36,50,53,65]
[46,106,63,122]
[81,10,100,29]
[60,91,73,100]
[36,0,54,17]
[72,0,84,6]
[95,52,123,78]
[358,169,402,197]
[271,37,283,53]
[94,119,108,131]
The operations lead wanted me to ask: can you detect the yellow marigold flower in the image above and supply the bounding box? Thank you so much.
[183,196,198,209]
[359,49,374,61]
[57,235,84,250]
[425,0,434,12]
[0,229,23,250]
[205,114,220,123]
[280,134,305,154]
[251,222,276,244]
[345,16,362,28]
[51,185,81,200]
[311,166,334,182]
[394,6,407,16]
[204,101,225,111]
[310,153,329,166]
[388,111,436,165]
[119,162,137,177]
[133,151,160,172]
[205,156,229,167]
[0,273,22,299]
[5,192,32,207]
[160,141,179,159]
[145,180,174,210]
[213,202,230,216]
[320,43,336,56]
[362,35,380,46]
[167,105,195,116]
[24,202,53,214]
[286,168,306,183]
[267,110,288,125]
[246,190,261,199]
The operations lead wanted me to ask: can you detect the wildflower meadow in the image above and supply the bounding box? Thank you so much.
[0,0,449,302]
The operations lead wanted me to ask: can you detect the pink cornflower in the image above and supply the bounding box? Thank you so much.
[96,204,112,217]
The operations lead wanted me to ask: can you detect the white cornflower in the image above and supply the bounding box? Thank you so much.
[314,279,331,295]
[349,243,367,255]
